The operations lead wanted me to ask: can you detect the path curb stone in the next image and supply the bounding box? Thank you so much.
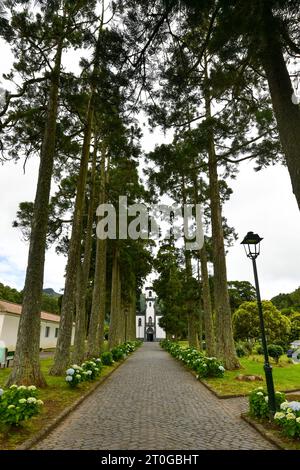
[241,414,285,450]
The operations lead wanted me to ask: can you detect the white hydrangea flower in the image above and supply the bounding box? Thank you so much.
[0,388,4,397]
[296,417,300,424]
[265,396,269,402]
[8,404,15,409]
[66,368,75,375]
[86,370,92,375]
[9,384,18,389]
[18,398,26,404]
[28,385,37,391]
[65,376,73,382]
[218,366,225,372]
[27,397,37,404]
[274,412,285,420]
[286,413,296,420]
[280,401,290,410]
[256,392,264,396]
[18,385,27,390]
[96,358,101,363]
[75,374,81,380]
[72,364,79,369]
[36,400,44,406]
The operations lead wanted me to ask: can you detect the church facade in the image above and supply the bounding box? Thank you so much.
[136,287,166,342]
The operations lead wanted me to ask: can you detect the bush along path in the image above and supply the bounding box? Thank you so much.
[245,387,300,449]
[0,341,141,450]
[33,342,275,450]
[160,340,225,379]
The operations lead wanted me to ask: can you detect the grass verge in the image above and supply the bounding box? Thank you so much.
[202,356,300,397]
[0,356,123,450]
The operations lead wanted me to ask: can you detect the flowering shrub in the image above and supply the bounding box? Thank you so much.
[101,351,114,366]
[160,340,225,379]
[111,347,125,362]
[249,387,286,419]
[65,341,141,387]
[65,364,84,388]
[81,360,102,380]
[0,385,43,426]
[274,400,300,438]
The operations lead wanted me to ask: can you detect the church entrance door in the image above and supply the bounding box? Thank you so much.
[147,333,154,342]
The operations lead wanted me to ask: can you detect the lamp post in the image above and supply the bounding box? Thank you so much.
[241,231,276,417]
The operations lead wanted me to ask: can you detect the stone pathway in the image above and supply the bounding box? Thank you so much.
[34,342,276,450]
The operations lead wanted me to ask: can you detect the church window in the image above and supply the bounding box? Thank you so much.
[148,316,152,325]
[138,318,142,326]
[149,301,151,307]
[149,291,152,297]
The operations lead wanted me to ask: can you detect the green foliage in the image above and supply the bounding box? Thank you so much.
[235,341,253,357]
[100,352,114,366]
[267,344,284,364]
[0,282,59,314]
[81,359,102,381]
[274,401,300,438]
[160,340,225,378]
[249,387,286,419]
[232,301,291,345]
[111,347,124,362]
[0,385,43,426]
[271,287,300,313]
[228,281,256,312]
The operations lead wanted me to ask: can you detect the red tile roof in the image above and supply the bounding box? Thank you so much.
[0,300,60,323]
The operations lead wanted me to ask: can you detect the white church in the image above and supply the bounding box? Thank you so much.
[136,287,166,342]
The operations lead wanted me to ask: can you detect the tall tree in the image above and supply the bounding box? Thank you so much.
[4,1,95,386]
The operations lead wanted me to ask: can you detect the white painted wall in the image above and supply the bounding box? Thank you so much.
[0,313,75,350]
[155,316,166,339]
[136,315,145,339]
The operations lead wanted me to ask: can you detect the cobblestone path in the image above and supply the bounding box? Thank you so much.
[34,342,276,450]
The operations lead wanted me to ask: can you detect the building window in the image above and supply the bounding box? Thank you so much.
[45,326,50,338]
[149,291,152,297]
[138,318,142,327]
[148,316,152,325]
[55,328,59,338]
[149,301,151,307]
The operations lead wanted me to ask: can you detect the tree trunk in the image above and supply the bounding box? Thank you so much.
[72,139,97,364]
[109,246,123,348]
[199,243,216,356]
[127,287,137,341]
[50,94,94,375]
[50,17,105,375]
[6,39,63,387]
[260,5,300,211]
[185,251,199,349]
[204,71,240,369]
[87,147,107,356]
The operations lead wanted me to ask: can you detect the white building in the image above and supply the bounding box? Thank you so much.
[0,300,75,351]
[136,287,166,341]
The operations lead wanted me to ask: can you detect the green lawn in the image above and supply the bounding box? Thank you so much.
[203,355,300,396]
[0,356,118,449]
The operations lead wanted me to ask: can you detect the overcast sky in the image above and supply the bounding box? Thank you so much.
[0,37,300,300]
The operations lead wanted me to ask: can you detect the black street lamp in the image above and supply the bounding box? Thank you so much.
[241,231,276,418]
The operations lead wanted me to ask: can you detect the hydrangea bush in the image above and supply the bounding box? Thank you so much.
[160,340,225,379]
[65,341,141,388]
[0,385,43,426]
[249,387,286,419]
[274,400,300,438]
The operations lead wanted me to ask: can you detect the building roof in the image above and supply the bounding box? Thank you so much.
[0,300,60,323]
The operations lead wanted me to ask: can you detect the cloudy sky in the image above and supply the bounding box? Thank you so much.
[0,36,300,300]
